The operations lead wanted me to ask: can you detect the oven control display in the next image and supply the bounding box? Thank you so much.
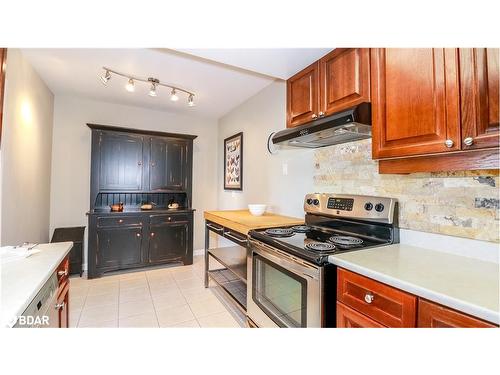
[327,198,354,211]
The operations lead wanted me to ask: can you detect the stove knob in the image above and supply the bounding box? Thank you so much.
[306,198,313,205]
[375,203,384,212]
[313,199,320,206]
[364,202,373,211]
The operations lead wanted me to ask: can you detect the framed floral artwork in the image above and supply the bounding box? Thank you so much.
[224,132,243,190]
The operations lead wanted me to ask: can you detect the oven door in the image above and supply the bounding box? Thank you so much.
[247,239,323,328]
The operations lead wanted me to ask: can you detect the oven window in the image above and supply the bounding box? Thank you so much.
[252,254,307,327]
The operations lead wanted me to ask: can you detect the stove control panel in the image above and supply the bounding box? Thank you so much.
[304,193,397,224]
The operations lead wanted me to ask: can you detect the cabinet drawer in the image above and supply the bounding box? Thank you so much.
[56,256,70,286]
[97,216,143,227]
[337,268,417,327]
[418,299,497,328]
[150,214,189,225]
[337,302,385,328]
[223,230,248,246]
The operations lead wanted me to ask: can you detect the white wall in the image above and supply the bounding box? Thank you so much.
[50,96,218,266]
[217,80,313,218]
[0,49,54,245]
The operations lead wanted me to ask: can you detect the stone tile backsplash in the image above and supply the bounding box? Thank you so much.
[313,139,500,243]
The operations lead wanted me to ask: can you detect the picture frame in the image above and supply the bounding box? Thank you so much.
[223,132,243,190]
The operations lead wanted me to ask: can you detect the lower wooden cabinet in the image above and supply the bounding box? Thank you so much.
[337,268,417,327]
[337,302,384,328]
[57,281,69,328]
[418,299,496,328]
[148,221,190,264]
[336,268,497,328]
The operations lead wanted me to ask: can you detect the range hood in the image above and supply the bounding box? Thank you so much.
[272,103,371,148]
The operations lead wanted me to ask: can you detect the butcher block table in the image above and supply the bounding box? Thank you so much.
[203,210,303,314]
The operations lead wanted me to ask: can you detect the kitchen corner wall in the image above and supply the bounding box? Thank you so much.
[50,96,219,265]
[0,49,54,245]
[218,81,500,244]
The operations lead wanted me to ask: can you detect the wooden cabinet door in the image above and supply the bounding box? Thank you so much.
[148,221,189,263]
[150,138,187,191]
[337,302,385,328]
[96,226,144,270]
[57,282,69,328]
[287,62,320,128]
[418,299,496,328]
[320,48,370,116]
[371,49,461,158]
[98,132,144,191]
[0,49,6,146]
[459,48,499,150]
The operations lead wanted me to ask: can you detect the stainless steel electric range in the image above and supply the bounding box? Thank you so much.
[247,193,399,328]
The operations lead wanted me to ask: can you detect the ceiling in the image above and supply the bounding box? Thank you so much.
[21,48,331,119]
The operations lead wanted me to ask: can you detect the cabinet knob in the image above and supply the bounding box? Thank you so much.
[57,270,68,277]
[167,217,171,221]
[319,111,325,117]
[151,162,156,167]
[136,233,141,237]
[364,293,374,304]
[55,302,65,310]
[137,161,142,165]
[444,139,454,148]
[311,113,318,119]
[151,232,155,237]
[463,137,474,146]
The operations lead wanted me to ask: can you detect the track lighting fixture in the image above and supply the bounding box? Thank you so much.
[170,89,179,102]
[99,67,196,107]
[100,70,111,85]
[125,78,135,92]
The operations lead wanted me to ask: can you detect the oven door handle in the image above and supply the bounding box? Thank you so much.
[250,239,320,280]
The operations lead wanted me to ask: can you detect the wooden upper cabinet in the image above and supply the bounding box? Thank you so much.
[320,48,370,116]
[286,62,320,128]
[459,48,499,150]
[371,48,461,159]
[418,299,496,328]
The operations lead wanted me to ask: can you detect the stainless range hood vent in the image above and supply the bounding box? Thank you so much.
[272,103,371,148]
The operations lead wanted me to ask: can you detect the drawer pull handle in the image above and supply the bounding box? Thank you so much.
[57,270,68,277]
[364,293,374,304]
[225,232,247,245]
[55,302,65,310]
[206,223,224,232]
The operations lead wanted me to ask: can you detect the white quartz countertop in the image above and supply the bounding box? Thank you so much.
[328,243,500,325]
[1,242,73,327]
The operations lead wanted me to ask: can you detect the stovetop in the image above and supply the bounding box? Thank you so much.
[250,225,392,265]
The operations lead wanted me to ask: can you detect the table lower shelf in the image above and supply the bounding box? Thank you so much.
[208,269,247,311]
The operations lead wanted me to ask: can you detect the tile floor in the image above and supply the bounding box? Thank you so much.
[69,255,242,328]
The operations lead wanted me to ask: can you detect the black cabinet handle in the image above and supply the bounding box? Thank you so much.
[225,232,248,245]
[206,223,223,232]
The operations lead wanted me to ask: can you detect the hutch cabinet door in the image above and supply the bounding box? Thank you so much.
[371,48,461,158]
[459,48,499,150]
[98,132,144,191]
[150,138,187,191]
[286,61,320,128]
[148,222,189,263]
[96,226,144,270]
[418,299,496,328]
[320,48,370,116]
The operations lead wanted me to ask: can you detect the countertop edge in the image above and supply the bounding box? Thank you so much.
[328,256,500,325]
[3,242,73,328]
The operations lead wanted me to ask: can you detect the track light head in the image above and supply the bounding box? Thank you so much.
[170,89,179,102]
[188,94,195,107]
[125,78,135,92]
[100,70,111,85]
[149,83,157,97]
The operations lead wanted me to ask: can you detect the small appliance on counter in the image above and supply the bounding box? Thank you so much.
[247,193,399,328]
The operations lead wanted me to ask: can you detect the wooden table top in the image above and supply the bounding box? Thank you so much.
[204,210,304,234]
